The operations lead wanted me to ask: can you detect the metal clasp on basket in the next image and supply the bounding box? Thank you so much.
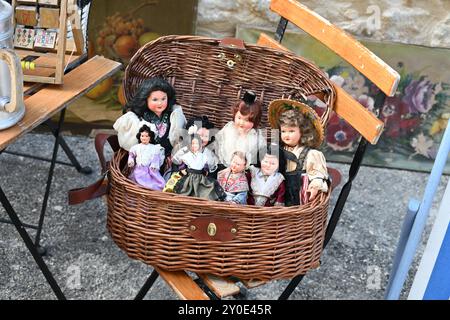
[217,53,239,69]
[226,60,236,69]
[207,223,217,237]
[217,52,225,60]
[217,38,245,70]
[189,216,237,242]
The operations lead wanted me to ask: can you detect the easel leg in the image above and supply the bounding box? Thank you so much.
[0,185,66,300]
[34,110,66,252]
[43,118,92,175]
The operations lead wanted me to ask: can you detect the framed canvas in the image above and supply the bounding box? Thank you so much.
[236,26,450,174]
[61,0,198,134]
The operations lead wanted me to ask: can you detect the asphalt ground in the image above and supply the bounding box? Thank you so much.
[0,132,448,300]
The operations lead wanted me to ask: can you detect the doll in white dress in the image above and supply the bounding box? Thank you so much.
[172,134,225,201]
[247,146,285,207]
[170,116,219,176]
[128,125,166,191]
[215,91,266,170]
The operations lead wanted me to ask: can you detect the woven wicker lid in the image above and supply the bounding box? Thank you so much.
[268,99,324,148]
[123,35,336,131]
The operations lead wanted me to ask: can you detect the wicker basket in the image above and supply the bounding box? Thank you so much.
[107,35,336,281]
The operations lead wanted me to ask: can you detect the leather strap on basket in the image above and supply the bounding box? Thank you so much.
[189,216,238,242]
[95,133,120,174]
[68,133,120,205]
[68,176,108,205]
[219,37,245,50]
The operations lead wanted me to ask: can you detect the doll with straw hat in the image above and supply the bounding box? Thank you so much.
[268,99,329,206]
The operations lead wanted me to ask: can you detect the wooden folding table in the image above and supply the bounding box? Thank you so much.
[0,55,121,299]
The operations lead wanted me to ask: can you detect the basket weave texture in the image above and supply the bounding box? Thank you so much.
[107,35,336,281]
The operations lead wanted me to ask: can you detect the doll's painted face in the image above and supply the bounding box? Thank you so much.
[280,125,301,147]
[140,131,151,145]
[147,90,168,117]
[190,137,201,153]
[261,154,279,176]
[229,154,246,174]
[233,111,254,135]
[197,127,210,147]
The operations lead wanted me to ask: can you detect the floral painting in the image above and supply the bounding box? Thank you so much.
[237,26,450,173]
[318,66,448,166]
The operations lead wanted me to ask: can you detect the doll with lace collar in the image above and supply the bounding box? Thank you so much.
[113,77,186,159]
[128,125,166,190]
[247,146,285,207]
[215,91,266,170]
[268,99,329,206]
[172,134,225,201]
[217,151,249,205]
[183,116,219,175]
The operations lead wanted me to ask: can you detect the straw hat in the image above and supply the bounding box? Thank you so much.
[268,99,324,148]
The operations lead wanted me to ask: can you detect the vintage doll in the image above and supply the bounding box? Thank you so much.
[247,146,285,207]
[268,99,329,206]
[217,151,249,204]
[113,77,186,158]
[165,115,219,181]
[178,116,219,173]
[127,125,166,191]
[215,91,266,170]
[172,134,225,201]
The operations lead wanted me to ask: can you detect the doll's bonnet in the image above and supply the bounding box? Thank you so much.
[268,99,324,149]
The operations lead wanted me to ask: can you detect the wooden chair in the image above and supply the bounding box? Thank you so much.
[249,0,398,300]
[70,0,398,300]
[134,0,399,301]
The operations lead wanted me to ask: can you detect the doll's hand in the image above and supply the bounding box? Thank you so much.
[309,188,319,201]
[128,161,134,168]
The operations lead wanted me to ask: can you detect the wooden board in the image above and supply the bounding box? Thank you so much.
[155,267,209,300]
[0,55,121,150]
[39,7,60,29]
[270,0,400,97]
[197,274,240,298]
[16,49,84,83]
[257,32,384,144]
[240,278,267,289]
[12,0,69,84]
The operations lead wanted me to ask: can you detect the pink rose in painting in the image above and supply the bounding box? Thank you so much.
[403,78,441,114]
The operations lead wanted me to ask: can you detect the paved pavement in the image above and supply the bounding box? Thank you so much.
[0,132,448,300]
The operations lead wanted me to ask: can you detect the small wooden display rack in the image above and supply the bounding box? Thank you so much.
[11,0,85,84]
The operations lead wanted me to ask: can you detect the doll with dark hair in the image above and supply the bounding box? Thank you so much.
[127,125,166,190]
[113,77,186,157]
[268,99,329,206]
[247,145,285,207]
[217,151,249,205]
[164,115,220,187]
[184,115,219,174]
[172,134,225,201]
[215,91,266,170]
